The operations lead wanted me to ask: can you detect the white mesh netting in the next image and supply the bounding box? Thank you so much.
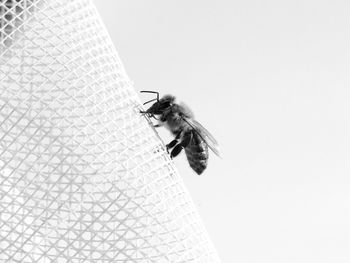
[0,0,221,262]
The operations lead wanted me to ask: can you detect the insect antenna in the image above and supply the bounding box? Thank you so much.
[140,90,160,104]
[142,98,158,105]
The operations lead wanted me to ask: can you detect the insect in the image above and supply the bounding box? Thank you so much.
[140,90,220,175]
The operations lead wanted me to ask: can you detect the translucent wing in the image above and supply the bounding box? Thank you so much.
[183,117,221,157]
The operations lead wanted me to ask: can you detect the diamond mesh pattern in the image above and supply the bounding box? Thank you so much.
[0,0,221,262]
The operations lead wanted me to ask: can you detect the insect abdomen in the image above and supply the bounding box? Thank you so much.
[185,132,209,175]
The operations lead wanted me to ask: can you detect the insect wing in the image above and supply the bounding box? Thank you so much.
[183,118,220,157]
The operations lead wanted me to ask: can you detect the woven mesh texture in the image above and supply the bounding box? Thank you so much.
[0,0,221,262]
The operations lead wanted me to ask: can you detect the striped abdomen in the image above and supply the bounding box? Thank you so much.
[185,131,209,175]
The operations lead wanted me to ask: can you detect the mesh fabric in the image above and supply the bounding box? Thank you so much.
[0,0,221,262]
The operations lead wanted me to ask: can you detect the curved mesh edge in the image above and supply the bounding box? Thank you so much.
[0,0,221,262]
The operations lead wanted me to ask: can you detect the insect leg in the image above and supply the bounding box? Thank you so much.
[166,139,178,152]
[170,131,193,159]
[139,110,160,122]
[151,115,159,120]
[166,132,182,153]
[170,145,182,159]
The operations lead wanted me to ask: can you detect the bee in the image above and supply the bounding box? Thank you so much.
[140,90,220,175]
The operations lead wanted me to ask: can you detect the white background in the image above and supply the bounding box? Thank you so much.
[95,1,350,262]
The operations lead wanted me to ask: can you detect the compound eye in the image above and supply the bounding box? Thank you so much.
[159,101,171,110]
